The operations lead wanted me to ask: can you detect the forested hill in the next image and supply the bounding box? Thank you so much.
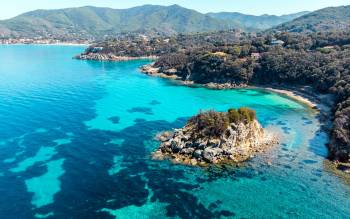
[207,11,309,30]
[0,4,307,40]
[0,5,234,40]
[273,5,350,32]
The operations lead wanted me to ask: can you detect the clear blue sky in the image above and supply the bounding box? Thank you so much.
[1,0,350,19]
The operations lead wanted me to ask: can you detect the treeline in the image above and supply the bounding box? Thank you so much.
[83,30,246,57]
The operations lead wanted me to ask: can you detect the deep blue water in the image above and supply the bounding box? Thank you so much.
[0,45,349,219]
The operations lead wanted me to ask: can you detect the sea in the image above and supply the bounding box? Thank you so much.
[0,45,349,218]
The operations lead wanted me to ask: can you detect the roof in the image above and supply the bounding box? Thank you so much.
[271,40,285,45]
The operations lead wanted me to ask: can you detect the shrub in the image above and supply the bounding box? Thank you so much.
[189,110,229,138]
[227,109,241,123]
[189,108,257,138]
[228,107,256,123]
[238,107,256,122]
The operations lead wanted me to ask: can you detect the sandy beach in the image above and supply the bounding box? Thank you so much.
[264,87,318,109]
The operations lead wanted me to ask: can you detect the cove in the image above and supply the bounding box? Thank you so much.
[0,45,349,218]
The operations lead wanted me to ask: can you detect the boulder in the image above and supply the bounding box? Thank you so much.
[203,147,223,163]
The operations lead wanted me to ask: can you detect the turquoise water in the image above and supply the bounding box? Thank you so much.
[0,45,349,218]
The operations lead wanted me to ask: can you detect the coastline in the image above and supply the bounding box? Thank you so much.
[76,53,158,61]
[263,87,318,109]
[139,63,350,176]
[0,43,90,46]
[139,64,325,111]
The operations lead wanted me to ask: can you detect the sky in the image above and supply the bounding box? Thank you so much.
[1,0,350,20]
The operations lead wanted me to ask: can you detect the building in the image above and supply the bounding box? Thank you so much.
[251,53,261,59]
[271,39,285,46]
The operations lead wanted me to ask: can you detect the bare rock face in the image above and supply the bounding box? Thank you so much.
[152,109,277,166]
[75,53,157,61]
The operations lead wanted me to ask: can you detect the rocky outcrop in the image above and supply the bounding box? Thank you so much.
[152,109,277,166]
[140,64,247,89]
[75,53,158,61]
[140,65,180,79]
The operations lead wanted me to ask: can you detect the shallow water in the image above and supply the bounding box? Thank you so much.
[0,45,349,218]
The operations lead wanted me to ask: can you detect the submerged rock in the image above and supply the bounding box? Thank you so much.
[152,108,277,166]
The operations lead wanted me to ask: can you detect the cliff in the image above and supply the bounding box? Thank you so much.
[152,109,277,166]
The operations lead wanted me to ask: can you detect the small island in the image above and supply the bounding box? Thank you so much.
[152,108,277,166]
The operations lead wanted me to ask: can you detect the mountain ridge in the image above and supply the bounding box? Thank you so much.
[207,11,309,30]
[0,4,308,40]
[272,5,350,32]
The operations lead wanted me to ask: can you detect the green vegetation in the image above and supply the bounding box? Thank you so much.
[98,29,347,162]
[189,110,229,138]
[273,5,350,33]
[0,5,235,40]
[208,11,309,31]
[81,11,350,161]
[189,108,257,138]
[0,5,309,40]
[228,108,256,123]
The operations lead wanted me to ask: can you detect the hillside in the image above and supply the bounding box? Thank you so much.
[207,11,309,30]
[273,5,350,32]
[0,4,311,40]
[0,5,235,40]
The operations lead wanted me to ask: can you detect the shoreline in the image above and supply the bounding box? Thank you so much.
[139,65,325,111]
[140,64,350,176]
[0,43,90,46]
[76,53,158,61]
[263,87,318,109]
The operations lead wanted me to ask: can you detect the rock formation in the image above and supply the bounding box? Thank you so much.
[75,53,157,61]
[152,108,277,166]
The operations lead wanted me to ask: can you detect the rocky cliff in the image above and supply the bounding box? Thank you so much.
[152,109,277,166]
[75,53,158,61]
